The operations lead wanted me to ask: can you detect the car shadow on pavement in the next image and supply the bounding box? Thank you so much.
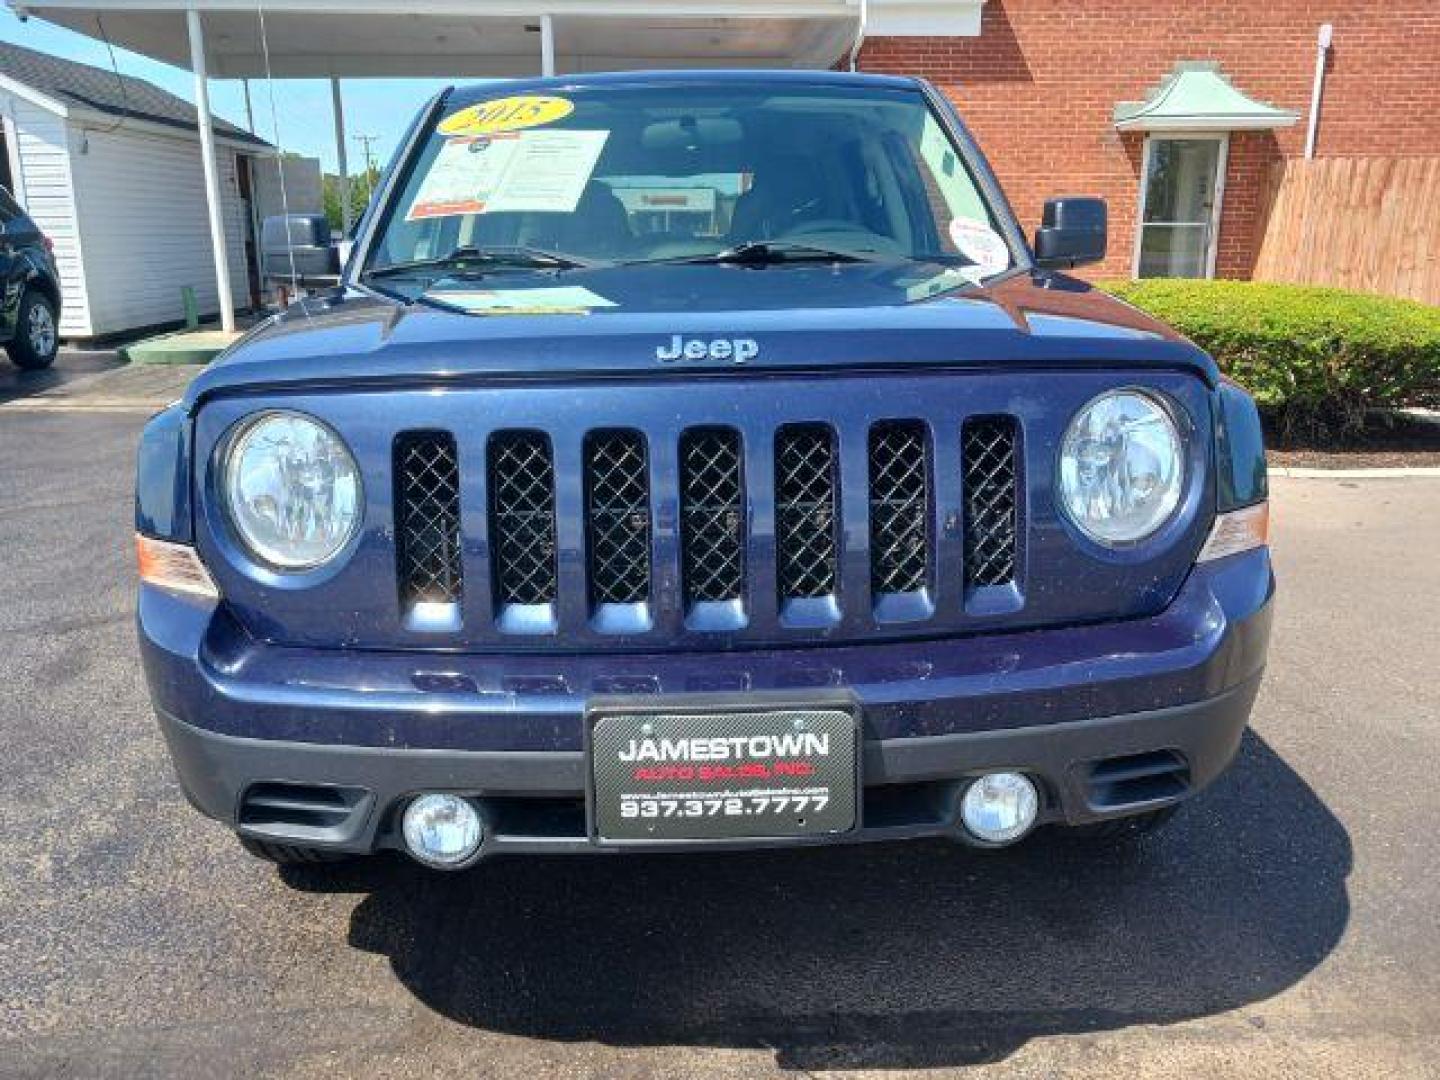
[281,731,1350,1070]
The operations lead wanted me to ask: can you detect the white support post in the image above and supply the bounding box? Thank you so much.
[330,77,351,235]
[241,77,255,134]
[186,8,235,334]
[1305,23,1333,160]
[3,111,27,204]
[541,14,556,77]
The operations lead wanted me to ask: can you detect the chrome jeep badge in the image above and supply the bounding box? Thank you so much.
[656,335,759,364]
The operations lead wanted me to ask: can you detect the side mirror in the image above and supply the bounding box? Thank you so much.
[1033,197,1107,270]
[260,214,340,287]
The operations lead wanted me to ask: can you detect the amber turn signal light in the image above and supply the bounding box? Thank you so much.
[1196,502,1269,563]
[136,534,219,599]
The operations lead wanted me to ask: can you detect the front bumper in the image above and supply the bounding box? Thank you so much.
[141,548,1273,856]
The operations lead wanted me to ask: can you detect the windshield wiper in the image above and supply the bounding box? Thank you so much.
[637,240,882,267]
[363,245,601,280]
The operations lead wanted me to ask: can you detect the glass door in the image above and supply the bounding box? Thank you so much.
[1135,136,1226,278]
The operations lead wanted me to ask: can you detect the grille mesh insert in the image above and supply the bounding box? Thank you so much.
[394,431,462,606]
[680,428,745,604]
[488,432,557,606]
[962,416,1019,587]
[775,425,839,599]
[585,430,651,605]
[868,422,930,594]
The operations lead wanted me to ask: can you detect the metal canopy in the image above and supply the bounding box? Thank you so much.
[1114,61,1300,132]
[13,1,985,77]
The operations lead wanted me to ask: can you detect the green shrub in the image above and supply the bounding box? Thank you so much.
[1099,279,1440,435]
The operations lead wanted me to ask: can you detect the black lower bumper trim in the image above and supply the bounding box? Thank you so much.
[157,675,1260,856]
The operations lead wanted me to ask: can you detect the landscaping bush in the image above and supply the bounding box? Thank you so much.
[1100,279,1440,436]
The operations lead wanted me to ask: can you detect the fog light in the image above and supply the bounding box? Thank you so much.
[402,794,484,868]
[960,772,1039,845]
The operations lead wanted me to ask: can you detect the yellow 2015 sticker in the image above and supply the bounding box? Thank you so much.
[438,95,575,137]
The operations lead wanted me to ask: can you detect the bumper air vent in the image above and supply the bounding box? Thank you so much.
[238,782,369,838]
[1085,750,1190,808]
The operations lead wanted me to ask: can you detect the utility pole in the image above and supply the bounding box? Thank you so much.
[347,134,381,223]
[352,134,381,181]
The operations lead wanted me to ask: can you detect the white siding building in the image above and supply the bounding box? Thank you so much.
[0,40,278,338]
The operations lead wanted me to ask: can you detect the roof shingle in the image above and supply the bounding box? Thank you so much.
[0,39,271,148]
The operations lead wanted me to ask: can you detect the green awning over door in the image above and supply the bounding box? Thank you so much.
[1114,61,1300,131]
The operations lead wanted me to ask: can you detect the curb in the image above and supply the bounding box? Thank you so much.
[1271,466,1440,479]
[120,328,241,365]
[0,400,164,414]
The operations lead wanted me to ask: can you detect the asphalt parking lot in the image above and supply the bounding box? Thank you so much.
[2,373,1438,1077]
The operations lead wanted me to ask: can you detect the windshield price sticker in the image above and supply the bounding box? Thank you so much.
[949,217,1011,282]
[430,286,617,314]
[407,129,610,221]
[438,94,575,137]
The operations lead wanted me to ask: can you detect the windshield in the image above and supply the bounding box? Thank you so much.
[364,82,1016,282]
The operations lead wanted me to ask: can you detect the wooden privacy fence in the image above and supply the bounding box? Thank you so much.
[1253,157,1440,307]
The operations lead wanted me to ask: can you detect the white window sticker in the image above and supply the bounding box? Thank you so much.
[487,130,609,213]
[432,286,617,314]
[949,217,1011,282]
[408,135,517,220]
[407,129,610,222]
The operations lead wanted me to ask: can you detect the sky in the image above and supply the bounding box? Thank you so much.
[0,7,455,172]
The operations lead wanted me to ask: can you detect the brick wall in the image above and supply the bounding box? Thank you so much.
[860,0,1440,279]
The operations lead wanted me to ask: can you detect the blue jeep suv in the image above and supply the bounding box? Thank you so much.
[136,72,1272,870]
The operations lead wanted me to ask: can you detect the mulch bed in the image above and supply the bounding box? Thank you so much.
[1266,412,1440,470]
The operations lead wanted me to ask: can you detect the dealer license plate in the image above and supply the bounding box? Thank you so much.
[590,708,858,842]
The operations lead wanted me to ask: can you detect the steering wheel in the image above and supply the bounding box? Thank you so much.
[779,218,870,238]
[776,219,904,257]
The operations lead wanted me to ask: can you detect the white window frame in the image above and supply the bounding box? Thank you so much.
[1,105,25,203]
[1131,131,1229,279]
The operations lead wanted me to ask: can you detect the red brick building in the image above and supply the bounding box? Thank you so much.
[860,0,1440,281]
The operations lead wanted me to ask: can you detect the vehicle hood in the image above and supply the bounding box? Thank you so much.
[186,264,1214,405]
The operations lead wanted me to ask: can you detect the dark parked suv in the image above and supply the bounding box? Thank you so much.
[0,186,61,370]
[136,72,1272,871]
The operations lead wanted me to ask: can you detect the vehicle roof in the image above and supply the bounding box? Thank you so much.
[445,68,926,103]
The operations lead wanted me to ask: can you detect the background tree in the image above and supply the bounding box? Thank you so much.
[323,162,380,234]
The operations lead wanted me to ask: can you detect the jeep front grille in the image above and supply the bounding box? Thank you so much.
[680,428,745,604]
[487,431,557,608]
[774,425,840,600]
[868,421,930,596]
[962,416,1019,588]
[585,430,651,606]
[395,431,463,607]
[388,411,1025,640]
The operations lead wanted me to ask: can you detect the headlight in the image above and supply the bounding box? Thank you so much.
[1058,390,1183,545]
[223,411,362,569]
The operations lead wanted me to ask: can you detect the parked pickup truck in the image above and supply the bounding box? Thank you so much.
[136,71,1272,870]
